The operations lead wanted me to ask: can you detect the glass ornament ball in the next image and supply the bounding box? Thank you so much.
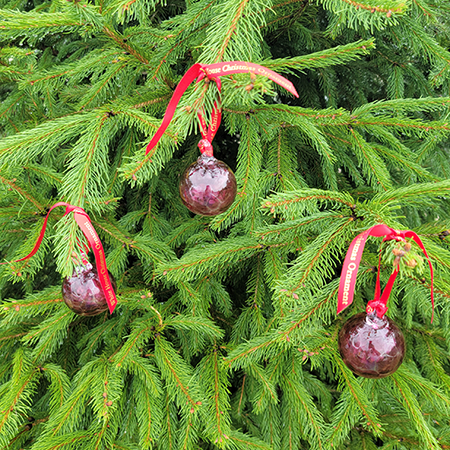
[338,312,405,378]
[62,263,116,316]
[179,154,237,216]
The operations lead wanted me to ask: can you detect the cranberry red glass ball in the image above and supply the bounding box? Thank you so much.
[62,263,116,316]
[338,312,405,378]
[179,154,237,216]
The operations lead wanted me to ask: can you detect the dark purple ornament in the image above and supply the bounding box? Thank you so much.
[338,312,405,378]
[62,263,116,316]
[179,154,237,216]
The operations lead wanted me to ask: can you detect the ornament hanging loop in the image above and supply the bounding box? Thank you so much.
[384,229,406,242]
[145,61,298,156]
[337,223,434,322]
[367,297,390,318]
[0,202,118,314]
[198,139,214,156]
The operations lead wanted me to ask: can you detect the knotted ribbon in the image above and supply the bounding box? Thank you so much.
[146,61,299,156]
[337,224,434,321]
[2,202,117,313]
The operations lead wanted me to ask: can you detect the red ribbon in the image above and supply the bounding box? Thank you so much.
[2,202,117,313]
[145,61,299,156]
[337,224,434,321]
[197,77,222,157]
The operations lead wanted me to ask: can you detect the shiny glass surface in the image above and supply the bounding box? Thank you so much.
[62,263,116,316]
[179,155,237,216]
[338,312,405,378]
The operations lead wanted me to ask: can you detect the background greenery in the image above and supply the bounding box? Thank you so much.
[1,0,450,448]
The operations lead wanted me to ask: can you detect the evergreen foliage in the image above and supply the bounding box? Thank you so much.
[1,0,450,448]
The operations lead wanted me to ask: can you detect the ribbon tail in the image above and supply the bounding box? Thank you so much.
[203,61,299,98]
[337,228,371,314]
[379,266,399,305]
[198,108,208,139]
[337,224,397,315]
[406,231,434,323]
[73,212,117,314]
[207,102,222,142]
[1,202,71,265]
[146,63,203,155]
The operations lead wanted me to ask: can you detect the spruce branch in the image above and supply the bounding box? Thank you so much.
[279,217,354,296]
[131,376,163,448]
[257,402,282,449]
[263,39,375,73]
[78,319,121,365]
[352,96,450,116]
[332,352,383,436]
[89,357,123,426]
[42,363,72,415]
[248,362,278,413]
[281,369,327,450]
[25,308,75,364]
[398,363,450,415]
[349,128,392,191]
[210,115,264,231]
[261,189,355,213]
[157,390,178,450]
[201,0,270,62]
[322,0,406,37]
[154,335,203,412]
[0,351,40,448]
[417,334,450,394]
[76,60,135,110]
[197,349,232,445]
[29,432,98,450]
[60,112,116,209]
[371,179,450,206]
[226,429,272,449]
[102,26,150,66]
[254,212,343,248]
[227,280,340,368]
[0,287,62,328]
[398,18,450,87]
[0,174,45,211]
[112,320,155,368]
[0,9,98,43]
[37,360,98,439]
[390,369,442,449]
[0,113,92,168]
[159,236,264,283]
[330,0,407,14]
[22,164,63,187]
[150,22,210,81]
[165,315,224,340]
[93,217,175,267]
[118,109,179,183]
[371,142,438,182]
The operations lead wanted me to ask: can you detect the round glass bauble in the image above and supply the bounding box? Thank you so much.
[179,154,237,216]
[338,312,405,378]
[62,263,116,316]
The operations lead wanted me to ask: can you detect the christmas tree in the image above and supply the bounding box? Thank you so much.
[1,0,450,447]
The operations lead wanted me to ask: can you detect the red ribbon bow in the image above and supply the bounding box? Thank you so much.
[2,202,117,313]
[337,224,434,321]
[146,61,299,156]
